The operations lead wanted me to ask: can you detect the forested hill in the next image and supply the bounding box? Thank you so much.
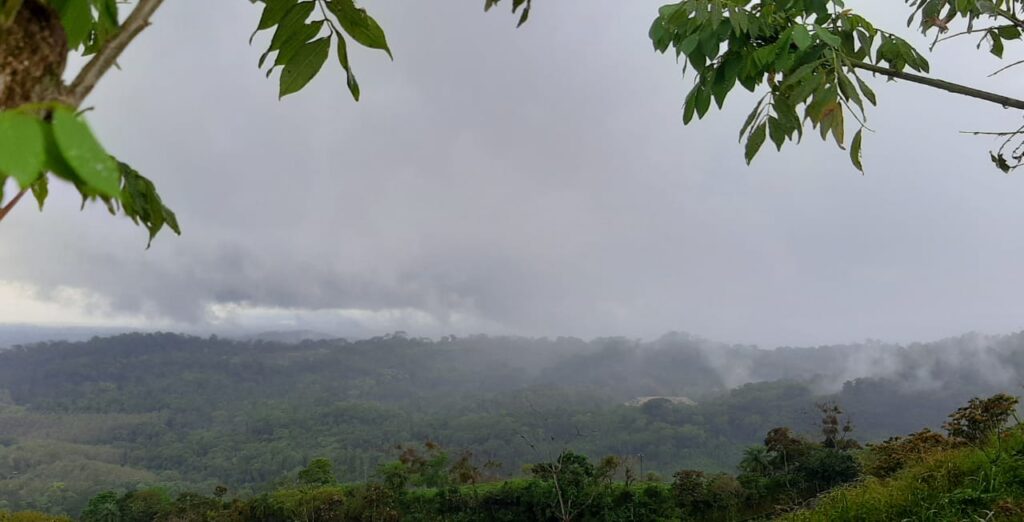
[0,331,1022,514]
[3,330,1022,406]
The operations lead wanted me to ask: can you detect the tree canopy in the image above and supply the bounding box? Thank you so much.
[0,0,1020,242]
[649,0,1024,173]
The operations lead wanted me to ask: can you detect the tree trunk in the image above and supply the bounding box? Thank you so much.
[0,0,67,110]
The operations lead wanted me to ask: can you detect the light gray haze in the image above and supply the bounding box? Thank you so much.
[1,1,1023,347]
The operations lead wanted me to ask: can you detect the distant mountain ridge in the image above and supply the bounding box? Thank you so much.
[0,324,136,348]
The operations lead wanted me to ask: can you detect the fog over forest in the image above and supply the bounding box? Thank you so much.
[4,324,1022,395]
[1,328,1022,515]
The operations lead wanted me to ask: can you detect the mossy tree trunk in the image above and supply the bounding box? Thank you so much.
[0,0,67,110]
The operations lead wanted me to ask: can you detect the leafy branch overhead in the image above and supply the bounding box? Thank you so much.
[0,0,177,244]
[252,0,392,100]
[0,0,531,242]
[649,0,1024,173]
[485,0,533,27]
[0,0,1021,245]
[0,103,179,246]
[250,0,530,99]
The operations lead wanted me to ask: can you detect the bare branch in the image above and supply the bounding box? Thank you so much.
[959,130,1024,136]
[932,25,1014,47]
[989,59,1024,77]
[850,60,1024,111]
[67,0,166,106]
[0,188,28,222]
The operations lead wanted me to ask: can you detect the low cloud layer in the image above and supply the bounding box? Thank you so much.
[2,1,1024,346]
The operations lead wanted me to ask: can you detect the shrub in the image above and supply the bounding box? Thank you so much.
[944,393,1019,444]
[861,428,949,478]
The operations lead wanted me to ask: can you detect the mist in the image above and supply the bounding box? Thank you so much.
[2,1,1024,347]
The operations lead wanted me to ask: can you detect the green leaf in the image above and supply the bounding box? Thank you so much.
[837,71,863,113]
[753,42,780,67]
[513,0,531,27]
[677,34,700,56]
[52,0,93,49]
[806,85,838,122]
[85,0,120,53]
[41,122,77,183]
[699,29,720,59]
[279,37,331,98]
[484,0,532,27]
[327,0,392,58]
[792,25,812,49]
[334,31,361,101]
[792,72,824,104]
[989,31,1005,58]
[30,174,48,210]
[258,0,300,30]
[850,129,863,172]
[0,112,46,187]
[991,152,1012,173]
[51,108,121,198]
[744,122,767,165]
[649,20,670,53]
[711,65,736,108]
[695,86,712,118]
[730,9,749,35]
[768,116,787,151]
[781,60,823,90]
[119,160,181,247]
[855,75,877,105]
[683,90,697,124]
[997,25,1021,40]
[813,25,842,48]
[274,21,325,67]
[830,103,845,147]
[262,2,316,67]
[739,99,765,142]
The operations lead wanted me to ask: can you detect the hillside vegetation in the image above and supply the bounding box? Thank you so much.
[3,394,1022,520]
[783,395,1024,521]
[1,332,1023,518]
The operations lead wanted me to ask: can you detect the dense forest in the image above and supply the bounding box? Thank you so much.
[1,331,1023,517]
[3,393,1023,520]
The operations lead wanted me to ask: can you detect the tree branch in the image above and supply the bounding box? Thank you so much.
[989,58,1024,77]
[995,8,1024,31]
[932,24,1014,47]
[1,0,164,225]
[67,0,165,106]
[960,130,1024,136]
[0,188,28,222]
[850,60,1024,111]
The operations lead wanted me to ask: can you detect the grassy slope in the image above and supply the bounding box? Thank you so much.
[0,410,165,515]
[780,430,1024,521]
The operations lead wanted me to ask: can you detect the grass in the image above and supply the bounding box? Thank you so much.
[779,429,1024,521]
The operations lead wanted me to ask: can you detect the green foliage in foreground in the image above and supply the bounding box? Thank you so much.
[0,513,68,522]
[782,409,1024,520]
[0,106,180,246]
[4,393,1024,521]
[3,332,1023,516]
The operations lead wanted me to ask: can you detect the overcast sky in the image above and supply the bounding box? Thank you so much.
[1,1,1023,347]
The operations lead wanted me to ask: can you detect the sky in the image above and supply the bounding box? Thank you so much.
[1,1,1024,347]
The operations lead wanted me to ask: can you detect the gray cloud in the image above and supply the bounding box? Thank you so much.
[2,1,1024,345]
